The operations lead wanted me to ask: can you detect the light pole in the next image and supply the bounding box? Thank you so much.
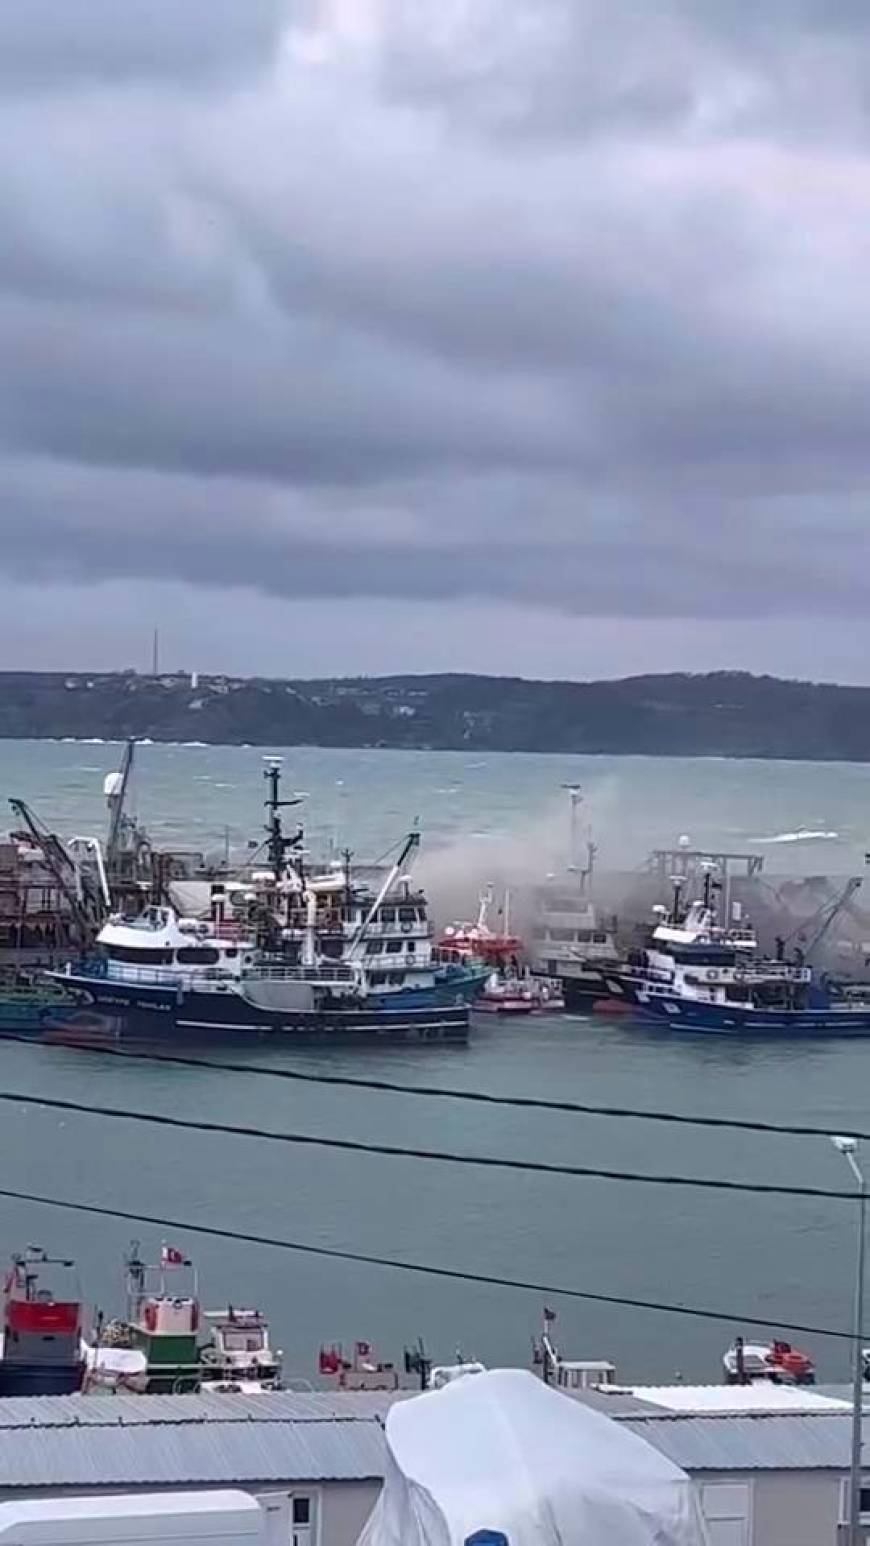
[832,1135,866,1546]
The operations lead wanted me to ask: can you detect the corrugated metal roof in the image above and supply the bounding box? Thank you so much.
[0,1391,406,1429]
[0,1394,393,1488]
[625,1413,852,1472]
[0,1423,389,1488]
[627,1384,850,1414]
[0,1392,856,1489]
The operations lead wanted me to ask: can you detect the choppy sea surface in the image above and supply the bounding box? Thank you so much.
[0,737,869,1384]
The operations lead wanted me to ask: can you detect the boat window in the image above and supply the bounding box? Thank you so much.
[379,908,395,925]
[223,1329,265,1352]
[592,933,609,944]
[398,908,416,924]
[106,945,175,965]
[177,947,221,965]
[369,971,386,985]
[365,941,382,955]
[406,941,416,952]
[223,948,238,959]
[389,972,405,985]
[385,940,402,954]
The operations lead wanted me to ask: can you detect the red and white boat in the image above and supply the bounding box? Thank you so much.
[723,1336,815,1386]
[0,1248,85,1396]
[438,887,524,971]
[439,889,564,1013]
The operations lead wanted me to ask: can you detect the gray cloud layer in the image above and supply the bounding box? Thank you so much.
[1,0,869,651]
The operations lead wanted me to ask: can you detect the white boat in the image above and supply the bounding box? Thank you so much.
[723,1336,815,1385]
[199,1307,282,1394]
[475,972,536,1015]
[605,868,763,1009]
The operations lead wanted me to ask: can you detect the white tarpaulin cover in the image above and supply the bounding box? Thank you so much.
[358,1369,709,1546]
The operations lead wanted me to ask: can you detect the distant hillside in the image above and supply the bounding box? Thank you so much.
[0,669,868,759]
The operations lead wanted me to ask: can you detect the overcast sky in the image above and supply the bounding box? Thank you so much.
[1,0,868,681]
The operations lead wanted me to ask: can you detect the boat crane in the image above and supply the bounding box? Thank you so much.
[8,797,107,944]
[345,827,421,962]
[782,876,864,962]
[105,739,136,874]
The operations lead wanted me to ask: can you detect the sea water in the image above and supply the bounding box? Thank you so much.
[0,738,867,1383]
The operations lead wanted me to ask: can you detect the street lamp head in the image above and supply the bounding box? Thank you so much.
[832,1134,859,1156]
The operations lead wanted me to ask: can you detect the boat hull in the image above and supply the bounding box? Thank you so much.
[635,995,870,1037]
[532,968,612,1009]
[365,965,489,1010]
[43,973,469,1045]
[475,997,535,1015]
[0,1362,84,1396]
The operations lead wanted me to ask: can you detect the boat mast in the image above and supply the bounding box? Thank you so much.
[125,1241,146,1323]
[262,759,303,931]
[341,847,353,912]
[562,784,582,873]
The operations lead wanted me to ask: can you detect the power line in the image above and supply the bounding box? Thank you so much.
[0,1029,868,1144]
[0,1181,855,1343]
[0,1084,855,1199]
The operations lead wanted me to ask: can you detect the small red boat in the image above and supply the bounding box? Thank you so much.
[723,1336,815,1385]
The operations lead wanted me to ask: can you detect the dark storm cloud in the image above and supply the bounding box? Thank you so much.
[1,0,869,629]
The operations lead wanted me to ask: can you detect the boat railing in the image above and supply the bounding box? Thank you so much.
[680,962,813,984]
[282,919,433,940]
[76,958,362,989]
[100,962,239,989]
[738,963,812,983]
[245,963,360,985]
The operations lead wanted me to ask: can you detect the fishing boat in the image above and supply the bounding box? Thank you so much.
[439,887,559,1013]
[0,1248,85,1396]
[723,1336,815,1386]
[438,886,525,971]
[49,765,475,1044]
[319,1340,402,1391]
[634,974,870,1035]
[100,1243,202,1394]
[604,865,758,1009]
[531,1306,617,1393]
[199,1307,282,1394]
[52,903,469,1044]
[625,873,870,1035]
[528,790,619,1008]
